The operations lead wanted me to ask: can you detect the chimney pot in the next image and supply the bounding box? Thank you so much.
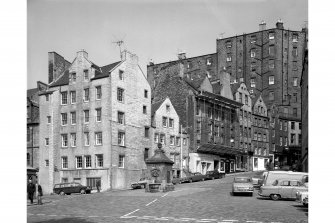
[259,21,266,31]
[177,52,186,60]
[77,49,88,59]
[276,19,284,29]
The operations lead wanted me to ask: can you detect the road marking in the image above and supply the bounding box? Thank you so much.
[161,192,169,197]
[120,208,140,218]
[146,199,158,206]
[180,218,197,220]
[201,219,217,221]
[154,218,169,221]
[219,221,238,222]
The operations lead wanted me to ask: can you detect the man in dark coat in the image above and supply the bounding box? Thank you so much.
[37,183,43,205]
[96,179,101,193]
[27,179,35,204]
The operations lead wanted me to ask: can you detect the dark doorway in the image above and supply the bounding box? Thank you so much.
[214,160,219,170]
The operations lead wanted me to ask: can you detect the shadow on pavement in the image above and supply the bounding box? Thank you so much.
[292,204,308,213]
[33,218,95,223]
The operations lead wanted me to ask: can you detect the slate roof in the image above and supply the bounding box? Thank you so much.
[151,99,165,116]
[212,82,221,95]
[27,88,39,98]
[183,70,207,90]
[91,61,121,80]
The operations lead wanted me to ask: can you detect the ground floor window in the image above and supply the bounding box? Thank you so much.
[87,177,101,189]
[254,158,258,168]
[220,160,225,172]
[230,162,235,172]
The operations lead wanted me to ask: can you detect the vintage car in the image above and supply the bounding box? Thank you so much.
[53,182,91,195]
[232,177,254,196]
[131,178,149,189]
[296,191,308,207]
[205,170,225,180]
[258,179,308,200]
[185,172,206,183]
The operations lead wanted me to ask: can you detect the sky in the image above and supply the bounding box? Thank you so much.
[27,0,308,89]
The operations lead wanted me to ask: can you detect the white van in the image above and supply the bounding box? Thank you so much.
[262,171,308,186]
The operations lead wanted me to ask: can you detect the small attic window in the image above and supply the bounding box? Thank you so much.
[119,70,124,80]
[84,70,89,80]
[71,73,76,83]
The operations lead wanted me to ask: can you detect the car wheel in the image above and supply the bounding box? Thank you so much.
[80,189,86,194]
[270,194,280,201]
[60,191,65,196]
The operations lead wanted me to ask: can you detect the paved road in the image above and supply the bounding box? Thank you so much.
[27,172,308,223]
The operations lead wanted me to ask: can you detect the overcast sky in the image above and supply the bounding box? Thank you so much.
[27,0,308,89]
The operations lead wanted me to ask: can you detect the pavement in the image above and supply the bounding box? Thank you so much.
[27,171,308,223]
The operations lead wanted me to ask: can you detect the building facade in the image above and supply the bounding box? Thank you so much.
[149,58,243,174]
[233,83,252,171]
[300,50,308,172]
[251,95,270,171]
[39,50,151,194]
[217,21,307,119]
[151,97,189,178]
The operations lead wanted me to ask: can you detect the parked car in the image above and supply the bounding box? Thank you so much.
[131,178,148,189]
[296,191,308,207]
[232,177,254,196]
[205,170,225,180]
[262,171,308,186]
[185,172,206,183]
[53,182,91,195]
[258,179,308,201]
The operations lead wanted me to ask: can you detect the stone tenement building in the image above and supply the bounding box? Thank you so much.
[232,83,252,171]
[38,50,151,194]
[151,97,189,178]
[217,20,307,120]
[251,95,270,171]
[151,58,243,174]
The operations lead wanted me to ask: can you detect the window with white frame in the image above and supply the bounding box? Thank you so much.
[293,77,298,87]
[96,108,101,122]
[226,53,232,62]
[162,116,167,127]
[84,88,89,102]
[284,121,287,131]
[170,136,175,145]
[226,40,232,48]
[95,132,102,145]
[272,130,275,137]
[154,133,159,143]
[269,59,275,69]
[71,72,76,83]
[145,127,149,138]
[85,155,92,168]
[96,154,103,167]
[169,118,174,128]
[117,88,124,102]
[269,32,275,40]
[285,137,288,146]
[250,49,256,58]
[45,159,49,167]
[206,57,212,65]
[280,137,282,146]
[84,69,89,80]
[118,131,125,146]
[45,138,49,146]
[293,61,298,71]
[96,86,102,100]
[70,112,76,125]
[292,33,298,42]
[250,78,256,88]
[70,91,76,104]
[76,156,83,169]
[61,92,67,105]
[183,138,187,146]
[84,110,89,123]
[47,116,51,124]
[119,70,124,80]
[250,35,257,43]
[118,155,125,168]
[117,111,124,124]
[70,133,76,147]
[160,134,165,145]
[61,134,68,147]
[176,137,181,146]
[61,156,68,169]
[269,76,275,85]
[84,132,89,146]
[292,47,298,57]
[61,113,67,125]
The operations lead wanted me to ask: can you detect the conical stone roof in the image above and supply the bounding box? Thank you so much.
[145,143,174,164]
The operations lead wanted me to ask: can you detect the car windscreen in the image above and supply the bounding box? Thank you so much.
[234,178,251,183]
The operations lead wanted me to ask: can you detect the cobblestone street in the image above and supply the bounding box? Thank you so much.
[27,172,308,223]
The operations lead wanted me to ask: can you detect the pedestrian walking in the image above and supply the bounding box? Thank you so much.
[36,183,43,205]
[27,179,35,204]
[96,179,101,193]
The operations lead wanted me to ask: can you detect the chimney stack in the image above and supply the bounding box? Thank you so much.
[259,21,266,31]
[77,49,88,59]
[177,51,186,60]
[276,19,284,29]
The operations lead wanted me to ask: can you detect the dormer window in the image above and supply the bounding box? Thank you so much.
[226,40,232,48]
[293,33,298,42]
[84,70,89,80]
[269,32,275,40]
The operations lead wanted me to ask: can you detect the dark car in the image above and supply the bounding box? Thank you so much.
[185,172,206,183]
[131,178,148,189]
[205,170,225,180]
[53,182,91,195]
